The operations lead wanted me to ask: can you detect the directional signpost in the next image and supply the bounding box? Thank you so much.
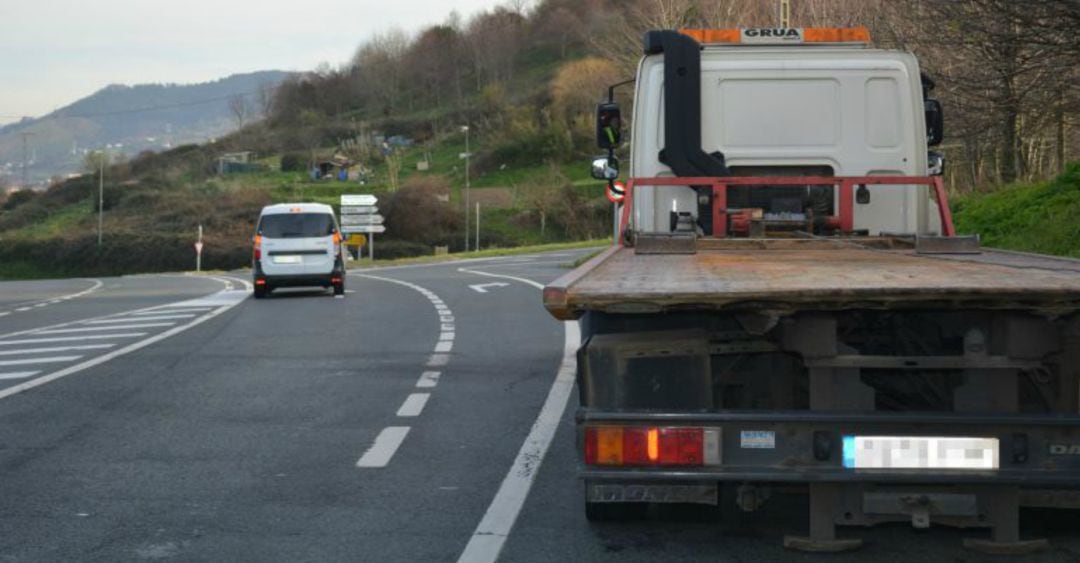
[340,195,382,260]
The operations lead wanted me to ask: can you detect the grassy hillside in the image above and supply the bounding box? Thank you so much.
[952,163,1080,257]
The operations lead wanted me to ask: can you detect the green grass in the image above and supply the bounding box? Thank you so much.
[952,163,1080,257]
[4,199,94,239]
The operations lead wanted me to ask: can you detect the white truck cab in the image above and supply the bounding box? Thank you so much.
[602,27,945,238]
[252,203,346,298]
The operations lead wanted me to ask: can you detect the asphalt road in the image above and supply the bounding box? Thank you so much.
[2,251,1080,562]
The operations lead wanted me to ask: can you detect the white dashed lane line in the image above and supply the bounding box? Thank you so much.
[355,427,411,468]
[354,274,456,469]
[0,344,114,356]
[0,355,83,367]
[396,393,431,417]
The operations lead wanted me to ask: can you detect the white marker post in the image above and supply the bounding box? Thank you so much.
[195,224,203,272]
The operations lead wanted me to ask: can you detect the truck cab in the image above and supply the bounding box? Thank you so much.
[605,27,945,239]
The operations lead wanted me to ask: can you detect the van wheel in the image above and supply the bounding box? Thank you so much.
[253,285,267,299]
[333,280,345,296]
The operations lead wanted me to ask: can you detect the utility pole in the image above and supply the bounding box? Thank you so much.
[475,202,480,251]
[19,132,33,187]
[780,0,791,27]
[98,148,106,246]
[461,125,471,252]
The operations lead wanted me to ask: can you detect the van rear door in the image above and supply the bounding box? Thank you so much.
[257,212,337,276]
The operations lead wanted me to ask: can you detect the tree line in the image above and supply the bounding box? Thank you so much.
[267,0,1080,190]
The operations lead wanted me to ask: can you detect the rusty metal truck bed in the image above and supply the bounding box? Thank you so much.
[543,239,1080,320]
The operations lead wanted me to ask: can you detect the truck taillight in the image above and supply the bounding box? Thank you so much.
[585,426,720,467]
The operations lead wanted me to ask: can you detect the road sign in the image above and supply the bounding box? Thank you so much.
[341,205,378,215]
[341,214,384,226]
[346,233,367,246]
[341,194,377,206]
[342,225,387,234]
[194,241,203,254]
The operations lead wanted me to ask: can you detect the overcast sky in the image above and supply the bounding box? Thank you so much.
[0,0,503,125]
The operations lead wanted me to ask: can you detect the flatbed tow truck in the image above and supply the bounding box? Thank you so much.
[543,27,1080,553]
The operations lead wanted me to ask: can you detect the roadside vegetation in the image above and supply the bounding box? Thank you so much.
[953,163,1080,258]
[1,0,1078,278]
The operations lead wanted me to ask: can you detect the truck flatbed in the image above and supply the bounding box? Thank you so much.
[544,239,1080,320]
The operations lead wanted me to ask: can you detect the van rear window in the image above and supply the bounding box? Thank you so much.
[258,213,335,238]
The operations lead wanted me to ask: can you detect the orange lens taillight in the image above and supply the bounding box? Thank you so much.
[253,235,262,260]
[585,425,718,467]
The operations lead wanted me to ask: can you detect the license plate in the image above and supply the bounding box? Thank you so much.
[842,436,999,470]
[272,255,302,264]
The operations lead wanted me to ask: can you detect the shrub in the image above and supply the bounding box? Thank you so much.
[280,152,306,172]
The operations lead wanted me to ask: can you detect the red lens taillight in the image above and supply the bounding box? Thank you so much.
[253,235,262,260]
[585,425,718,467]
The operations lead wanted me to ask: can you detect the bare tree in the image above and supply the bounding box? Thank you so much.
[228,94,249,129]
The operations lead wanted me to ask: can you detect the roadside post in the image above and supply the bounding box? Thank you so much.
[340,194,385,261]
[195,224,203,272]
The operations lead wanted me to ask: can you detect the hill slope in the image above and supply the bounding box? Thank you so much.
[0,71,291,183]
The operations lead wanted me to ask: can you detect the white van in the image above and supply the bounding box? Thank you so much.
[252,203,346,298]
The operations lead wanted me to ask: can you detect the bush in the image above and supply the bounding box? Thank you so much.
[280,152,306,172]
[370,240,433,260]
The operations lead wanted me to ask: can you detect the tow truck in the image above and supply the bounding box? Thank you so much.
[544,27,1080,553]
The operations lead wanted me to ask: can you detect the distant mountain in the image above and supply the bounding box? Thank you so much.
[0,70,292,184]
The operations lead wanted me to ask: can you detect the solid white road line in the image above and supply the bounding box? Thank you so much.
[0,344,114,356]
[0,334,147,346]
[356,427,411,468]
[36,323,175,334]
[0,355,82,367]
[87,315,195,324]
[0,371,41,380]
[416,371,440,388]
[457,268,580,563]
[396,393,431,417]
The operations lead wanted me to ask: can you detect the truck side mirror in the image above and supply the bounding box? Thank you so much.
[925,99,944,146]
[596,102,622,149]
[591,156,620,181]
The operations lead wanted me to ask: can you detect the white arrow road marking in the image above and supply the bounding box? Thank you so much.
[468,282,510,294]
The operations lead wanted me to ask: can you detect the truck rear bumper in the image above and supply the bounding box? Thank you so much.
[578,409,1080,486]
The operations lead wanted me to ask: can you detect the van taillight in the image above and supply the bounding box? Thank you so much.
[253,235,262,260]
[584,425,720,466]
